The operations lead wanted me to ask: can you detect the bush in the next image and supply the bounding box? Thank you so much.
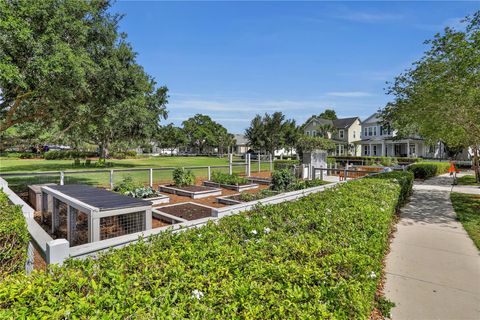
[271,169,296,191]
[408,162,450,179]
[113,176,142,194]
[211,172,248,185]
[273,159,300,170]
[44,150,97,160]
[126,187,160,199]
[0,177,405,319]
[288,178,329,191]
[0,190,29,275]
[172,168,195,187]
[19,153,35,159]
[367,171,414,208]
[110,150,137,159]
[238,189,277,202]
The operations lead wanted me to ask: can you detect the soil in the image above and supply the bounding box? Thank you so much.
[157,203,213,221]
[152,217,171,228]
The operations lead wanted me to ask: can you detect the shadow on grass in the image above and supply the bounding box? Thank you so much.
[457,175,479,186]
[451,192,480,250]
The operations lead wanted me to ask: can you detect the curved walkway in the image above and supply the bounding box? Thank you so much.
[384,174,480,319]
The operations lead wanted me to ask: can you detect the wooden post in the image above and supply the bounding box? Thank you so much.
[60,171,64,185]
[207,166,211,180]
[149,168,153,188]
[109,170,114,190]
[258,154,261,172]
[247,153,251,177]
[269,153,273,172]
[229,154,233,175]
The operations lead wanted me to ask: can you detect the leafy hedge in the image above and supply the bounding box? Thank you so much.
[110,150,137,159]
[273,159,300,170]
[0,190,29,275]
[0,174,411,319]
[332,156,420,165]
[211,172,248,185]
[367,171,414,208]
[407,162,450,179]
[44,150,97,160]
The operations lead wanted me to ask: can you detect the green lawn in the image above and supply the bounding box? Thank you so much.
[451,192,480,250]
[0,156,271,192]
[457,175,479,186]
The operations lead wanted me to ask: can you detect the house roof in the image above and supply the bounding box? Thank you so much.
[332,117,359,129]
[233,134,248,146]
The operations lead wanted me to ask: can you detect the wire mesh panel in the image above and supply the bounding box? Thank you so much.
[113,170,150,189]
[2,174,60,195]
[69,207,89,247]
[152,168,174,186]
[53,199,68,239]
[99,211,146,240]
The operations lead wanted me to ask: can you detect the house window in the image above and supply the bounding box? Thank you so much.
[364,127,368,137]
[368,127,373,136]
[380,126,383,136]
[306,131,310,136]
[373,145,377,156]
[373,126,377,136]
[336,144,345,155]
[409,144,416,156]
[363,145,369,156]
[353,131,356,139]
[312,130,316,137]
[339,130,344,139]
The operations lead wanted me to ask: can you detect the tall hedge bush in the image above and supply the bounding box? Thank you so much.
[0,174,412,319]
[0,190,29,275]
[408,162,450,179]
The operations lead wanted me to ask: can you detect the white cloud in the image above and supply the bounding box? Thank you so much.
[326,91,373,97]
[339,12,404,23]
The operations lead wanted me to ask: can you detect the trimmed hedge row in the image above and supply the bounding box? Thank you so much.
[407,162,450,179]
[44,150,98,160]
[331,155,420,164]
[367,171,414,208]
[0,173,412,319]
[0,190,29,275]
[273,159,300,170]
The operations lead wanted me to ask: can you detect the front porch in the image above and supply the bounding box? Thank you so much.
[358,139,425,157]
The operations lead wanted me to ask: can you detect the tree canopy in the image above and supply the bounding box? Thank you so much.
[382,11,480,180]
[182,114,230,154]
[245,112,293,155]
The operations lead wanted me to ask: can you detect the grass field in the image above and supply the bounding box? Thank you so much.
[451,192,480,250]
[457,175,479,186]
[0,156,272,192]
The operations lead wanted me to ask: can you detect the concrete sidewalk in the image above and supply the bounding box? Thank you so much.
[384,178,480,319]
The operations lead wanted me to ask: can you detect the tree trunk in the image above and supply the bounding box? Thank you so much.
[99,140,109,159]
[473,146,480,183]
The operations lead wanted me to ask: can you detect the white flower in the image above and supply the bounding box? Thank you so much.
[255,239,261,243]
[244,239,250,243]
[251,229,258,235]
[262,215,267,219]
[197,233,202,238]
[380,208,385,212]
[369,271,377,279]
[264,227,271,234]
[191,289,204,300]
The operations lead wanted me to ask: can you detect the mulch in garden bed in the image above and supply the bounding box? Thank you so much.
[158,203,213,221]
[164,184,217,192]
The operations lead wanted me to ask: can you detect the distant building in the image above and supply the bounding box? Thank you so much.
[303,117,361,156]
[233,134,249,154]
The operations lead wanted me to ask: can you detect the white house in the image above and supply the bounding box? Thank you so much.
[303,116,362,156]
[356,113,430,157]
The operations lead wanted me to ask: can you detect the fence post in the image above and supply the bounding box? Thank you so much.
[229,154,233,175]
[149,168,153,188]
[247,153,251,177]
[269,153,273,172]
[320,167,324,181]
[110,170,114,190]
[60,171,64,185]
[46,239,69,265]
[207,166,211,180]
[344,167,348,181]
[258,154,261,172]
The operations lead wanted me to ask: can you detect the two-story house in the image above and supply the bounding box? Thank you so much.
[355,113,427,157]
[303,117,362,156]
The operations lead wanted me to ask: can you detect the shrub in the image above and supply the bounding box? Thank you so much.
[211,172,248,185]
[19,153,35,159]
[238,189,277,202]
[271,169,296,191]
[0,177,405,319]
[288,178,329,191]
[110,150,137,159]
[273,159,300,170]
[172,168,195,187]
[408,162,450,179]
[0,190,29,275]
[367,171,414,208]
[113,176,142,194]
[44,150,97,160]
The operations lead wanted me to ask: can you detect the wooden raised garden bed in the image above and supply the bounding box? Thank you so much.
[247,177,271,185]
[216,190,280,205]
[142,194,170,205]
[203,181,259,192]
[159,185,222,199]
[153,202,214,221]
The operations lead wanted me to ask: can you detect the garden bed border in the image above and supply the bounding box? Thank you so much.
[203,180,259,192]
[159,185,222,199]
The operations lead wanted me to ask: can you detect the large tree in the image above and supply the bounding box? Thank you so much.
[0,0,104,131]
[382,11,480,181]
[157,124,187,155]
[245,112,289,156]
[182,114,227,154]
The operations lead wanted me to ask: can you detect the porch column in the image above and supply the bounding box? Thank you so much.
[381,141,385,156]
[407,141,410,157]
[369,142,372,156]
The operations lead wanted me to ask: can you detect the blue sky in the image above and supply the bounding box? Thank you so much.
[113,1,478,133]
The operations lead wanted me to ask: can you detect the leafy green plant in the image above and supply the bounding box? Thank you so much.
[288,178,329,191]
[172,168,196,187]
[271,169,296,191]
[126,187,160,199]
[44,150,97,160]
[408,162,450,179]
[375,296,396,318]
[0,174,412,319]
[113,176,142,194]
[0,190,29,275]
[238,189,277,202]
[211,172,248,185]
